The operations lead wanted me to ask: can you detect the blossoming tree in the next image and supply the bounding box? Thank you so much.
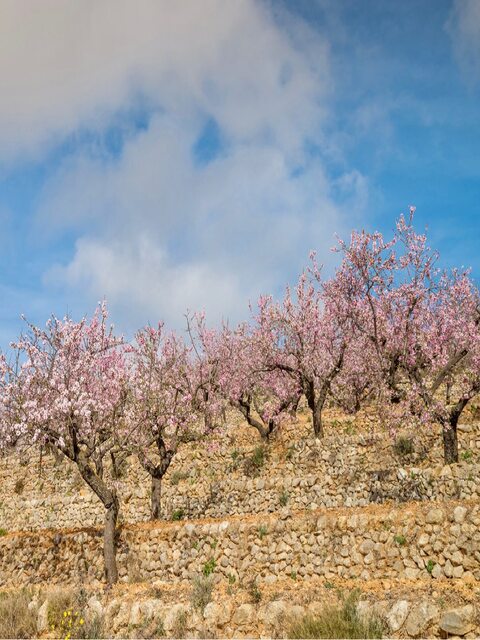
[126,324,219,519]
[332,210,480,462]
[0,304,128,583]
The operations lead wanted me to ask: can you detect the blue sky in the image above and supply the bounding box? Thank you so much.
[0,0,479,348]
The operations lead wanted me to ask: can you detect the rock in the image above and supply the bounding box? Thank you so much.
[387,600,410,632]
[405,600,439,637]
[453,506,468,524]
[37,600,49,634]
[359,539,374,555]
[439,605,475,636]
[426,508,445,524]
[129,602,142,627]
[164,604,189,634]
[86,596,103,619]
[261,600,288,627]
[203,601,232,627]
[232,604,254,626]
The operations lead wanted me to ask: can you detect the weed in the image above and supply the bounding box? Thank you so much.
[0,589,37,639]
[171,509,185,521]
[393,436,414,456]
[0,529,7,537]
[287,590,384,639]
[170,470,188,486]
[290,571,297,580]
[461,449,474,462]
[393,535,406,546]
[243,445,267,477]
[426,559,435,574]
[171,611,188,639]
[247,579,262,604]
[279,491,289,507]
[228,573,236,585]
[258,525,268,539]
[202,557,216,577]
[14,478,25,495]
[324,581,334,590]
[190,575,214,612]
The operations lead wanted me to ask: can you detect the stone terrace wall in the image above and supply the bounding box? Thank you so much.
[1,499,478,589]
[1,418,479,532]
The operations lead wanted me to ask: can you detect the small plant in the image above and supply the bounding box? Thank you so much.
[461,449,474,462]
[324,581,335,590]
[290,571,297,580]
[243,445,267,477]
[393,436,414,456]
[0,589,37,639]
[14,478,25,495]
[279,491,289,507]
[426,559,435,574]
[202,557,216,577]
[190,575,214,612]
[287,590,384,639]
[247,579,262,604]
[228,573,236,585]
[210,538,218,550]
[285,444,296,461]
[258,525,268,539]
[393,534,406,546]
[171,509,185,521]
[171,611,188,639]
[170,470,188,486]
[0,529,7,537]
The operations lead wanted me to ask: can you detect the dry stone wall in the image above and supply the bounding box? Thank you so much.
[1,420,479,532]
[1,498,479,589]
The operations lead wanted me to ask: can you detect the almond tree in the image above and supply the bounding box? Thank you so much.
[0,304,128,583]
[201,320,300,439]
[332,210,480,463]
[126,324,220,519]
[257,261,352,438]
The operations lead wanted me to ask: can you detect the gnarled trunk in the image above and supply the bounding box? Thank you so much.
[76,454,120,584]
[442,418,458,464]
[151,475,162,520]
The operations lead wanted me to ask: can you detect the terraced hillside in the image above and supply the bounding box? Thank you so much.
[1,407,480,638]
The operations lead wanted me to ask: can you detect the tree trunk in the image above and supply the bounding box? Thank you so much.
[151,475,162,520]
[76,454,120,584]
[442,419,458,464]
[103,492,119,584]
[312,400,324,438]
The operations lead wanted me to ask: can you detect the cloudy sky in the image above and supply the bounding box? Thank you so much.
[0,0,479,346]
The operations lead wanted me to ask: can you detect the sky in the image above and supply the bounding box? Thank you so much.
[0,0,479,348]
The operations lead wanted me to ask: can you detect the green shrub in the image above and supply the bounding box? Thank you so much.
[0,589,37,639]
[393,534,406,546]
[287,591,384,639]
[426,559,435,574]
[393,436,414,456]
[258,524,268,539]
[202,558,216,577]
[0,529,7,537]
[461,449,473,462]
[171,509,185,521]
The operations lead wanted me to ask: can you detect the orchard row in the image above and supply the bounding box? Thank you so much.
[1,210,479,583]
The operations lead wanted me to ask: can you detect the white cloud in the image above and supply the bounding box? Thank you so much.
[1,0,368,330]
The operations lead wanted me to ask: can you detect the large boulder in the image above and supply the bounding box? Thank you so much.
[439,605,475,636]
[405,600,439,637]
[387,600,410,632]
